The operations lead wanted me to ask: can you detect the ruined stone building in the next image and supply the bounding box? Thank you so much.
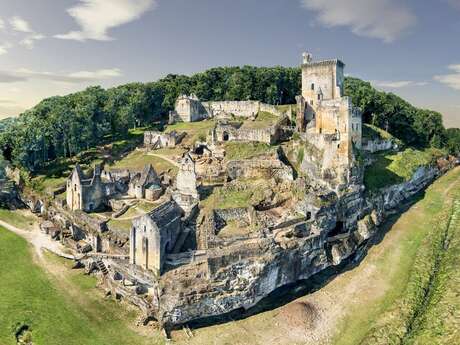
[66,165,112,212]
[170,94,209,123]
[128,165,162,200]
[169,95,289,123]
[296,53,362,186]
[144,130,186,150]
[172,153,200,214]
[210,116,291,145]
[129,201,183,274]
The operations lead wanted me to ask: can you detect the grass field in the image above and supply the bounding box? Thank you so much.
[0,209,35,228]
[0,227,163,345]
[223,142,276,160]
[332,168,460,345]
[165,120,215,146]
[240,111,279,129]
[364,147,446,192]
[108,150,177,174]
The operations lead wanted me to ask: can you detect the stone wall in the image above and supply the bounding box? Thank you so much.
[362,138,396,153]
[227,155,294,182]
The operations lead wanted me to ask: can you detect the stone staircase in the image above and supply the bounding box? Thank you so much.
[96,260,109,276]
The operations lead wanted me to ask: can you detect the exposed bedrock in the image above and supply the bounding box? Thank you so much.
[156,165,441,327]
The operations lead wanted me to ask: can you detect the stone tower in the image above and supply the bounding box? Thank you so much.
[297,52,363,188]
[172,153,200,214]
[66,164,84,211]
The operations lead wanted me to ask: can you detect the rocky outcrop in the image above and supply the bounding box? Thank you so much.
[154,164,444,328]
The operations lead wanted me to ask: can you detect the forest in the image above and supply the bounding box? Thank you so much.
[0,66,458,171]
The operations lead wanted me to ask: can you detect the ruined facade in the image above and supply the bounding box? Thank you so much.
[144,130,186,149]
[210,116,291,145]
[172,153,200,214]
[129,201,183,274]
[170,95,289,123]
[66,165,109,212]
[128,165,161,200]
[171,94,209,123]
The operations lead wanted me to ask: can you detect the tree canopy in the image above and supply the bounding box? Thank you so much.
[0,67,457,171]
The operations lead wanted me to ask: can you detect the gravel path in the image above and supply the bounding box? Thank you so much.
[0,217,74,259]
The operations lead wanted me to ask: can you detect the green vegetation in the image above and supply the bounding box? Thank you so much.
[364,148,446,192]
[224,142,275,160]
[108,150,176,174]
[0,209,34,229]
[165,120,215,146]
[405,200,460,344]
[362,123,403,146]
[358,169,460,345]
[331,167,460,345]
[0,227,162,345]
[201,179,269,211]
[28,128,146,194]
[0,66,300,171]
[241,111,278,129]
[345,77,459,152]
[107,218,133,233]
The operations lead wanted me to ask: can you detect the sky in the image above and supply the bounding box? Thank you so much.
[0,0,459,128]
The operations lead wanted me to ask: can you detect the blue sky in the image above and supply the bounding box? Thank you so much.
[0,0,459,128]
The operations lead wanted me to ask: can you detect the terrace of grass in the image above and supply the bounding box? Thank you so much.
[364,147,446,192]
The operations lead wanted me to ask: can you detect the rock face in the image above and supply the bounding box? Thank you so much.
[153,165,441,328]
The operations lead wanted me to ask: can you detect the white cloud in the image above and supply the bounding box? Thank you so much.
[434,64,460,91]
[0,42,12,56]
[0,19,5,30]
[19,33,45,49]
[301,0,416,43]
[9,16,33,33]
[7,16,46,49]
[373,80,428,88]
[55,0,156,41]
[9,67,123,84]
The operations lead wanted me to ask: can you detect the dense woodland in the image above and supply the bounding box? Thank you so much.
[0,66,458,171]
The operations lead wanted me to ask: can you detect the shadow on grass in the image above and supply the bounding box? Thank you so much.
[364,155,405,192]
[184,190,426,331]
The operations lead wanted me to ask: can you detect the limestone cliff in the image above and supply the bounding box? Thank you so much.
[155,164,441,328]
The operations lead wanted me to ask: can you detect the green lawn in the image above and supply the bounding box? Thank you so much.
[200,179,269,212]
[224,142,276,161]
[362,123,402,144]
[240,111,279,129]
[108,150,177,174]
[0,227,163,345]
[364,147,446,192]
[165,120,215,146]
[0,209,35,229]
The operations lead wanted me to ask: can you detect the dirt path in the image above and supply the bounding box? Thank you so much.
[0,216,73,259]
